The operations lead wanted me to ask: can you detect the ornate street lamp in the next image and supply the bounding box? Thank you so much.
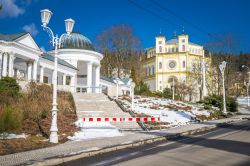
[40,9,75,143]
[131,81,135,111]
[115,77,119,99]
[219,61,227,113]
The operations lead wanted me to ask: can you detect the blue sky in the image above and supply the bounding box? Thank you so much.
[0,0,249,53]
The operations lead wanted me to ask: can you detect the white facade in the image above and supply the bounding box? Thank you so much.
[49,49,103,93]
[0,32,104,93]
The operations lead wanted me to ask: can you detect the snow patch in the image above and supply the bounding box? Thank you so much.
[0,133,28,139]
[237,96,249,105]
[68,120,123,141]
[119,96,210,127]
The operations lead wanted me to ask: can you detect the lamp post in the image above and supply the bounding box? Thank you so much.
[40,9,75,143]
[115,77,119,99]
[202,50,207,100]
[242,65,250,106]
[219,61,227,113]
[131,81,135,111]
[172,78,175,100]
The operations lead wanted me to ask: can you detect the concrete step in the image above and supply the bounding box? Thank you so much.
[72,93,142,131]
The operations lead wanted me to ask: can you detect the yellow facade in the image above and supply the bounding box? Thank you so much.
[142,33,211,100]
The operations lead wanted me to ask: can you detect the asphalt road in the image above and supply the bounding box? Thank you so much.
[58,120,250,166]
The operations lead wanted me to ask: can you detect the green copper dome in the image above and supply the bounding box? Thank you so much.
[60,31,95,51]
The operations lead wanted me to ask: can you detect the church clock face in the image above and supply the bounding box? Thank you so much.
[169,60,177,69]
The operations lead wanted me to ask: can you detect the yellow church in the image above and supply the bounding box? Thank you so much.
[142,33,211,101]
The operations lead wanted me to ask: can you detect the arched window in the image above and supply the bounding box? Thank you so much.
[159,46,162,53]
[159,62,162,69]
[172,47,175,52]
[148,67,151,75]
[152,66,154,74]
[183,61,186,68]
[182,45,185,51]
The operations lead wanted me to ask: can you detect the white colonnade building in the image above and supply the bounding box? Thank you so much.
[0,31,103,93]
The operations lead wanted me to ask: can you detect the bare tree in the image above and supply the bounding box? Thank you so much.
[96,24,140,78]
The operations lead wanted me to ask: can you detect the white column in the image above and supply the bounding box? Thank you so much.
[63,74,67,91]
[32,60,38,81]
[95,65,100,93]
[87,62,93,93]
[2,53,8,77]
[8,53,15,77]
[70,75,75,92]
[40,66,44,83]
[27,62,32,81]
[63,74,67,86]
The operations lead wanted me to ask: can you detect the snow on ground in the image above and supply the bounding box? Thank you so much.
[119,96,210,128]
[0,133,28,139]
[237,96,250,105]
[68,120,123,141]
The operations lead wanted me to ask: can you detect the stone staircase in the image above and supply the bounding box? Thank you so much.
[72,93,142,131]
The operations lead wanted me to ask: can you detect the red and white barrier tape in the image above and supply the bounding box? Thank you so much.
[82,117,160,122]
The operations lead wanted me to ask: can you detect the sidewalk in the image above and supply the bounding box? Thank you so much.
[0,113,250,166]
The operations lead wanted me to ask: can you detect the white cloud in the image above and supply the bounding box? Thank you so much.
[0,0,25,18]
[22,23,38,36]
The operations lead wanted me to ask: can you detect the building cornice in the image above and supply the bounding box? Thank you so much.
[0,40,42,55]
[55,49,103,60]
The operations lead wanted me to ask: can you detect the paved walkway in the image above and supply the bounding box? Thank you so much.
[1,112,249,166]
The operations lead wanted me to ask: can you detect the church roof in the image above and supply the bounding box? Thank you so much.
[60,31,95,51]
[41,53,78,70]
[0,32,28,41]
[166,38,178,44]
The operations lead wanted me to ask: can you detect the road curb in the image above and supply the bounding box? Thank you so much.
[29,118,247,166]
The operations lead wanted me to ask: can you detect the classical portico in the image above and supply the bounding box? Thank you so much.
[0,33,40,81]
[0,32,78,92]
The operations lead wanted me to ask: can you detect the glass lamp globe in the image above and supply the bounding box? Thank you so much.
[65,18,75,34]
[40,9,52,26]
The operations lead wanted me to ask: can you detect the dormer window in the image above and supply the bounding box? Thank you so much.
[182,39,185,43]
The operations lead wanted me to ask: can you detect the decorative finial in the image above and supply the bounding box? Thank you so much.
[182,26,185,34]
[160,28,162,35]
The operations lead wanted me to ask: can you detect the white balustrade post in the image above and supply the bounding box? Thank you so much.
[87,62,92,93]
